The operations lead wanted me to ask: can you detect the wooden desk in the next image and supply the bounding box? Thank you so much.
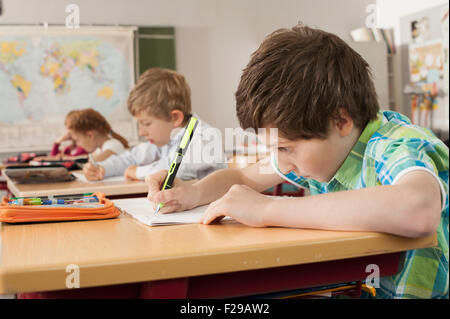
[0,212,437,297]
[2,154,266,198]
[1,169,148,198]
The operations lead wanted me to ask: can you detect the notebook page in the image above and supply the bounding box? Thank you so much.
[113,196,288,227]
[113,197,213,226]
[72,172,127,183]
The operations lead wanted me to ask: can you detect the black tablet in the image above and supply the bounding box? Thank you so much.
[4,165,75,184]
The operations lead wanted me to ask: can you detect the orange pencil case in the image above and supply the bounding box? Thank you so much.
[0,192,120,223]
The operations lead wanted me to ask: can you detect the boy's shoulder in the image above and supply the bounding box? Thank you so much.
[365,111,447,157]
[189,116,221,138]
[169,116,223,153]
[194,116,216,129]
[372,110,434,139]
[103,138,124,150]
[361,111,448,189]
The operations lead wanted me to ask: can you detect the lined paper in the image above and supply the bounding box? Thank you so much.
[113,197,220,226]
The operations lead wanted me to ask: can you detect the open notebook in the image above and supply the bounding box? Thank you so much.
[113,196,289,227]
[72,172,128,183]
[112,197,229,226]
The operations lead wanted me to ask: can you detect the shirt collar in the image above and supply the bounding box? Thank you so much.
[167,115,201,148]
[168,126,186,147]
[330,112,383,189]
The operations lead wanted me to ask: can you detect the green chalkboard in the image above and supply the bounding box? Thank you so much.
[135,27,176,80]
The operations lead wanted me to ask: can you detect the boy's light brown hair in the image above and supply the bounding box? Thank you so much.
[128,68,192,125]
[236,23,380,140]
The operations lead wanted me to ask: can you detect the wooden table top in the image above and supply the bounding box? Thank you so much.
[2,153,265,197]
[0,211,437,294]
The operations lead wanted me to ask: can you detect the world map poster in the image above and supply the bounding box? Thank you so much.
[0,26,137,152]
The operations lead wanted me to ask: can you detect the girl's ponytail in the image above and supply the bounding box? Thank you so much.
[110,130,129,149]
[65,108,129,149]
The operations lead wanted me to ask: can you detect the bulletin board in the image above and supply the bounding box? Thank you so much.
[400,4,449,133]
[409,39,443,83]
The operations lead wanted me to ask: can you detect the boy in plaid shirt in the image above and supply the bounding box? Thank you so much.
[146,24,448,298]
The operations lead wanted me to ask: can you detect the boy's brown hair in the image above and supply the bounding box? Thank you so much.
[236,23,380,140]
[128,68,192,125]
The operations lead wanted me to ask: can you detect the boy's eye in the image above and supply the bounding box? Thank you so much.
[278,147,289,153]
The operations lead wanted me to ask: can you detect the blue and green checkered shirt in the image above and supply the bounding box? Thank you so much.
[272,111,449,299]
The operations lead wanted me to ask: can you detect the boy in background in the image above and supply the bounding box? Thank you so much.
[147,25,448,299]
[83,68,226,181]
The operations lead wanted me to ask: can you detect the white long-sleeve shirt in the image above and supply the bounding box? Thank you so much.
[99,118,227,180]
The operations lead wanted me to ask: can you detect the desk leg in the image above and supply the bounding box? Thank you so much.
[139,278,188,299]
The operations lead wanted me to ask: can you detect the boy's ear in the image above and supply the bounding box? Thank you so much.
[170,110,185,127]
[334,108,354,137]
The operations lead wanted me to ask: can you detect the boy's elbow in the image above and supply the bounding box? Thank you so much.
[403,193,441,238]
[409,216,439,238]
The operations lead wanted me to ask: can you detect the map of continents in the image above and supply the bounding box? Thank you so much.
[0,36,131,124]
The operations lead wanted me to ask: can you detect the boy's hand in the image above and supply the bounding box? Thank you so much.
[124,165,139,181]
[146,170,199,213]
[199,185,271,227]
[83,163,105,181]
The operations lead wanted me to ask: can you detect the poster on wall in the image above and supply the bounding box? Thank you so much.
[409,39,443,83]
[410,16,433,44]
[0,26,137,152]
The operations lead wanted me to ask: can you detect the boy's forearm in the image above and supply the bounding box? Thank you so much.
[263,181,441,238]
[100,152,137,178]
[193,168,245,205]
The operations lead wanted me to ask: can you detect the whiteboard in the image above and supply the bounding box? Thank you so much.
[0,26,138,153]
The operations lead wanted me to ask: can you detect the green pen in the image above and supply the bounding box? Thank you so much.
[154,115,199,215]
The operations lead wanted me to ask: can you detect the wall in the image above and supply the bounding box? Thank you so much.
[376,0,449,136]
[377,0,448,45]
[0,0,217,27]
[176,0,379,133]
[0,0,376,136]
